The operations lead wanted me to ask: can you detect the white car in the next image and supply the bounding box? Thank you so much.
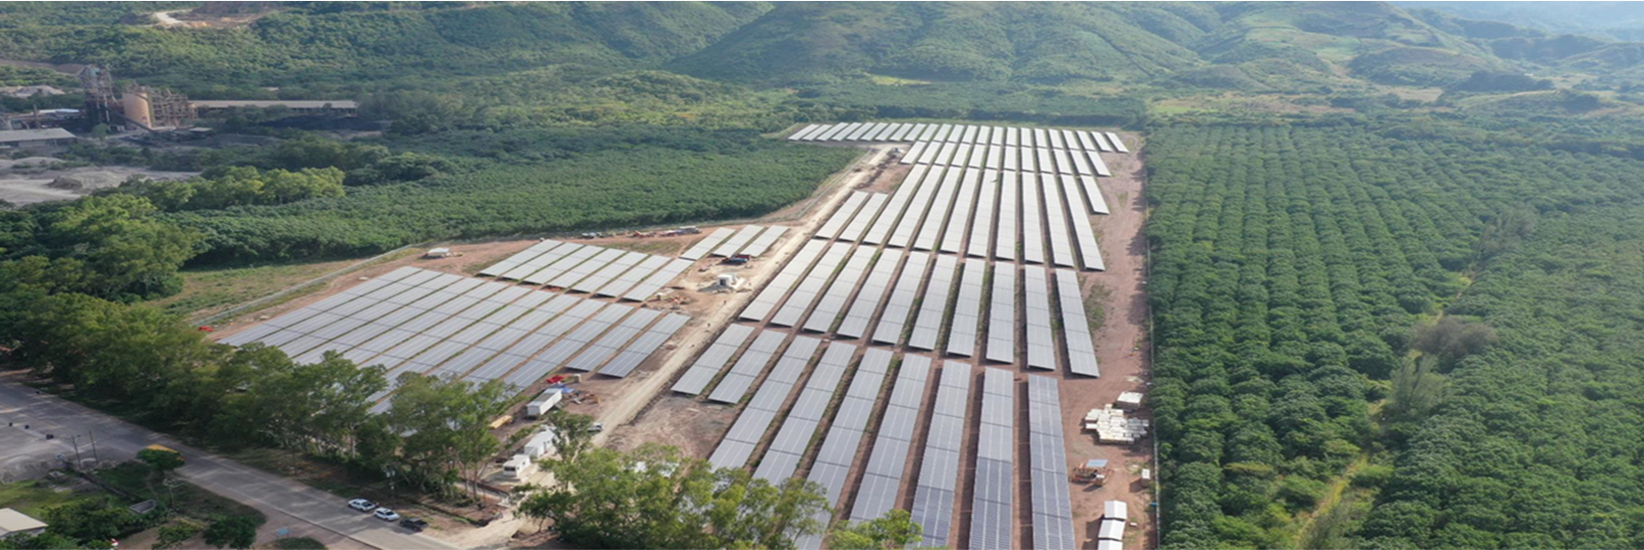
[374,508,401,522]
[348,498,377,512]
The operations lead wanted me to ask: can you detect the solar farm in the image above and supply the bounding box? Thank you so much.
[211,120,1145,550]
[633,122,1142,549]
[220,239,699,409]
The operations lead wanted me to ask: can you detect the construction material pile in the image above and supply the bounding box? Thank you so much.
[1085,406,1150,444]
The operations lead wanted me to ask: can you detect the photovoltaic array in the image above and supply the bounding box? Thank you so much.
[222,267,689,409]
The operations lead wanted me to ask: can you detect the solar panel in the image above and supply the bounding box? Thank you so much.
[549,247,625,289]
[870,251,932,345]
[850,354,931,522]
[1040,174,1078,269]
[1087,149,1113,177]
[801,246,877,333]
[740,226,788,258]
[706,330,791,404]
[900,141,928,165]
[940,168,980,254]
[787,124,821,141]
[835,248,903,339]
[915,139,942,165]
[571,251,646,293]
[1023,267,1056,370]
[1053,148,1075,176]
[680,228,734,261]
[740,240,829,323]
[1003,144,1020,172]
[861,165,928,245]
[592,255,668,298]
[917,124,941,142]
[768,242,853,328]
[912,167,961,251]
[751,342,856,481]
[564,308,659,372]
[707,336,822,468]
[909,361,972,549]
[887,166,944,248]
[1106,132,1129,153]
[967,170,1000,259]
[672,324,756,395]
[522,244,598,285]
[1060,177,1107,272]
[1020,173,1046,264]
[818,192,868,241]
[907,255,959,351]
[995,171,1019,261]
[888,123,916,142]
[1077,175,1110,215]
[1027,375,1075,550]
[1055,269,1100,377]
[829,122,863,142]
[986,265,1017,363]
[837,193,888,243]
[712,225,767,258]
[946,260,987,357]
[602,313,689,378]
[621,257,691,302]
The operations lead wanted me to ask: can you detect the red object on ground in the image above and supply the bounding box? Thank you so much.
[197,326,214,332]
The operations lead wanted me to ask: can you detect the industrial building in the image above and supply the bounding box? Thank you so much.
[0,128,74,149]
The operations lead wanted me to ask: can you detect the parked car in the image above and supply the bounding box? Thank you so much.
[374,508,401,522]
[400,518,429,532]
[348,498,377,512]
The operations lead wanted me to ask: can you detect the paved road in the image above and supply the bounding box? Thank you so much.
[0,373,456,550]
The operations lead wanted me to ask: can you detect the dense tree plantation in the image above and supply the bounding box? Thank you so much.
[1146,121,1644,548]
[167,129,858,262]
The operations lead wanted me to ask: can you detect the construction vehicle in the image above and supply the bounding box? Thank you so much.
[721,256,750,266]
[1073,458,1113,486]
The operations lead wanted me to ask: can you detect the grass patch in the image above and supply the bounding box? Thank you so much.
[149,258,361,321]
[0,479,107,517]
[95,463,266,525]
[1084,282,1112,328]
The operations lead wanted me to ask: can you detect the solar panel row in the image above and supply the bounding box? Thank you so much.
[834,248,903,339]
[712,225,768,258]
[967,170,1000,259]
[600,313,688,378]
[798,123,1129,157]
[753,342,858,482]
[1024,266,1057,370]
[816,191,869,241]
[1027,375,1076,550]
[741,240,829,323]
[887,166,942,248]
[740,226,789,258]
[947,260,987,358]
[861,165,928,245]
[1054,269,1101,378]
[681,227,734,260]
[912,168,961,251]
[985,265,1017,363]
[850,355,932,522]
[909,362,973,549]
[792,348,895,550]
[801,246,878,333]
[941,169,981,254]
[1039,174,1078,269]
[870,251,932,345]
[707,336,823,469]
[228,268,687,411]
[706,330,789,404]
[890,141,1115,178]
[907,255,959,351]
[836,193,888,243]
[1020,174,1047,265]
[768,242,853,328]
[671,324,757,395]
[971,368,1015,550]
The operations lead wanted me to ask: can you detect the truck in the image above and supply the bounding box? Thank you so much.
[525,389,564,418]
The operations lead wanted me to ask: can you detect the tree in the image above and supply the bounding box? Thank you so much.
[138,446,187,507]
[1410,317,1496,368]
[543,410,595,464]
[386,374,507,497]
[519,443,827,549]
[827,509,922,550]
[40,194,201,298]
[1389,356,1446,421]
[202,515,259,550]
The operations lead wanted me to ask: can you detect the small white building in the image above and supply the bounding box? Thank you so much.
[522,428,559,459]
[501,454,537,481]
[1103,500,1128,522]
[0,508,47,539]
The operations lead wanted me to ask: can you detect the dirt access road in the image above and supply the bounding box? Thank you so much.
[596,143,894,448]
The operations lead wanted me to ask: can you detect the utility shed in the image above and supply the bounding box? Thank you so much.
[0,128,73,149]
[0,509,47,538]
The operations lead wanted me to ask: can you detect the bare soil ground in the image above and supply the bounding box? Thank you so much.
[1065,132,1155,549]
[0,165,197,206]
